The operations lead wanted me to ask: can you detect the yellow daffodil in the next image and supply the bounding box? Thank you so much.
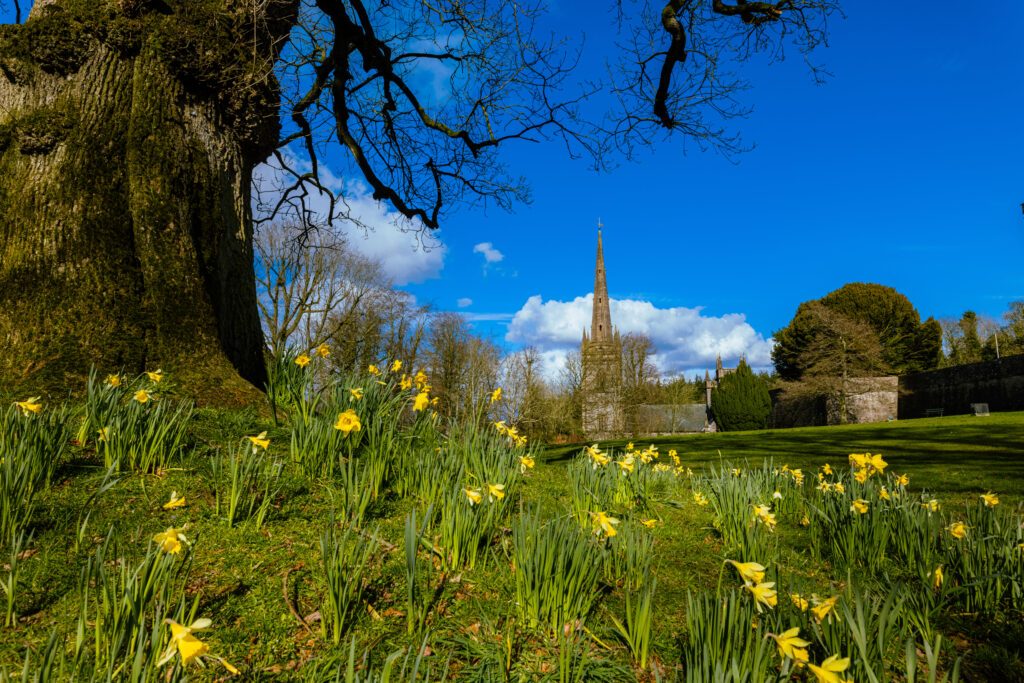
[770,627,811,664]
[790,468,804,485]
[833,482,845,494]
[15,397,42,416]
[399,374,412,390]
[105,374,122,387]
[981,491,999,507]
[751,504,777,532]
[334,410,361,434]
[848,452,868,469]
[641,519,658,529]
[878,487,891,501]
[464,487,482,505]
[494,420,509,435]
[773,490,783,500]
[159,618,238,674]
[317,343,330,358]
[817,481,832,492]
[490,387,502,403]
[391,359,402,372]
[854,468,868,483]
[626,442,634,452]
[731,468,741,477]
[134,389,152,403]
[693,491,709,506]
[413,392,429,412]
[246,431,269,452]
[163,491,186,510]
[368,364,380,375]
[97,427,109,443]
[653,462,671,473]
[867,452,888,474]
[616,455,635,474]
[430,396,439,406]
[821,463,833,475]
[686,467,693,476]
[850,499,869,514]
[811,594,838,622]
[789,593,809,611]
[519,455,535,472]
[589,510,619,538]
[925,499,940,512]
[725,559,765,585]
[153,527,187,554]
[781,463,791,474]
[146,369,164,383]
[808,653,851,683]
[897,473,909,486]
[349,388,363,401]
[295,353,311,367]
[948,522,969,540]
[800,514,810,526]
[414,370,428,388]
[933,565,944,590]
[486,483,505,502]
[743,581,777,612]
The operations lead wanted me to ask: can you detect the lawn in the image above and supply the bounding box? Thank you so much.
[2,380,1023,682]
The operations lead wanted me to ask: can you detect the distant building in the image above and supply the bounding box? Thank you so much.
[581,231,624,440]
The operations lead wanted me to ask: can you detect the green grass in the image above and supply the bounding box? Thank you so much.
[2,409,1022,681]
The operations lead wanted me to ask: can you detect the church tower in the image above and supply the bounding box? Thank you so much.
[581,229,623,439]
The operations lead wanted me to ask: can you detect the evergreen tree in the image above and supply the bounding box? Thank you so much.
[710,360,772,432]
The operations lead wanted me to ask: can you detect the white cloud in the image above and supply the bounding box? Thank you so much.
[253,150,446,286]
[473,242,504,263]
[505,294,774,379]
[457,297,473,308]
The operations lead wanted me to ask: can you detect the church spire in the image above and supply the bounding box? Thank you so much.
[591,228,613,342]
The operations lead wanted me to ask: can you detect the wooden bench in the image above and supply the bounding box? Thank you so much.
[924,408,944,418]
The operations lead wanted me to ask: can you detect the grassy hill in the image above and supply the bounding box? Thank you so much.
[2,378,1022,681]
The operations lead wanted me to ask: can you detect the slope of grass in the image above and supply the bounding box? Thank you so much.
[1,408,1022,681]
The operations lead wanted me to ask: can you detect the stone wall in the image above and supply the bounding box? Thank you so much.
[898,354,1024,418]
[770,377,898,428]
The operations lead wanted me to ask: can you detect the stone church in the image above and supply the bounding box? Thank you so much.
[581,231,625,440]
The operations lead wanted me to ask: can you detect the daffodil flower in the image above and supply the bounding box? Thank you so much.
[948,522,968,540]
[158,618,238,674]
[334,410,361,434]
[854,468,868,483]
[933,565,944,590]
[97,427,109,443]
[807,653,851,683]
[414,370,428,388]
[15,397,42,416]
[981,491,999,507]
[833,482,845,494]
[490,387,502,403]
[810,594,838,622]
[821,463,832,475]
[519,455,534,472]
[800,514,810,526]
[295,353,311,367]
[349,388,363,401]
[589,510,619,538]
[897,473,909,486]
[641,519,658,529]
[368,364,380,375]
[848,452,868,469]
[163,491,186,510]
[391,359,402,372]
[626,442,634,452]
[486,483,505,502]
[399,374,412,390]
[769,627,811,664]
[317,343,330,358]
[750,504,777,532]
[731,468,741,477]
[134,389,152,403]
[693,491,709,506]
[789,593,809,611]
[743,581,777,612]
[105,374,122,387]
[773,490,782,500]
[146,369,164,383]
[412,392,429,412]
[464,487,482,505]
[246,431,269,453]
[850,499,869,514]
[878,487,891,501]
[153,527,188,554]
[725,559,765,585]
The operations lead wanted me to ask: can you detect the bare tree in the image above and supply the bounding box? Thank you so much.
[498,346,547,437]
[782,303,888,424]
[254,222,391,359]
[425,312,502,421]
[621,332,660,435]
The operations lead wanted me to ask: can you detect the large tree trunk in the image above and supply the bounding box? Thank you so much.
[0,0,297,403]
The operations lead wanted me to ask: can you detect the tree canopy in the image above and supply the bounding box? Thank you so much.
[710,359,771,431]
[772,283,942,380]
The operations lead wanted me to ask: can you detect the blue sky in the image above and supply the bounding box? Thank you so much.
[6,2,1022,377]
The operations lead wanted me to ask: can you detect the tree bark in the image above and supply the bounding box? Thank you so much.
[0,1,297,403]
